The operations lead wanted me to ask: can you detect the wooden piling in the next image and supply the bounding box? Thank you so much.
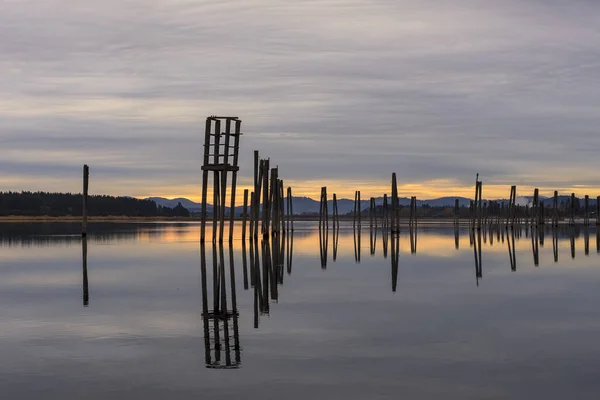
[228,119,242,242]
[391,173,398,233]
[242,189,249,241]
[454,198,459,225]
[553,190,559,226]
[333,193,339,229]
[597,195,600,226]
[200,119,212,243]
[287,187,294,232]
[569,193,575,226]
[585,195,590,226]
[82,164,89,237]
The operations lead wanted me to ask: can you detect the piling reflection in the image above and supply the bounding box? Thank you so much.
[531,227,539,267]
[390,234,400,292]
[353,226,361,263]
[472,229,482,285]
[319,228,328,269]
[200,243,241,369]
[82,236,89,307]
[409,226,417,254]
[507,227,516,271]
[552,227,559,262]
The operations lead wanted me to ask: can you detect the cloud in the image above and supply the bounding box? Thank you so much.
[1,0,600,199]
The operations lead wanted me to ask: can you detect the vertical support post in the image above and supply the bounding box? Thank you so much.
[261,160,269,236]
[531,188,540,226]
[570,192,575,226]
[287,187,294,232]
[391,173,398,234]
[200,120,212,242]
[82,164,89,237]
[242,189,249,241]
[454,198,459,225]
[357,191,361,229]
[585,195,590,226]
[228,119,242,242]
[219,119,232,243]
[212,120,222,243]
[253,151,260,238]
[553,190,558,226]
[383,194,388,229]
[369,197,374,230]
[333,193,339,229]
[597,195,600,226]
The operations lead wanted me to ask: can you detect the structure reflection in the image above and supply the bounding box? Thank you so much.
[82,236,89,307]
[200,243,241,369]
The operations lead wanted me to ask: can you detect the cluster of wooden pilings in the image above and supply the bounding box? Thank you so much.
[198,117,294,244]
[467,176,600,230]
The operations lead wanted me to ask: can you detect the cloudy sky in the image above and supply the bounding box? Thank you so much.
[2,0,600,200]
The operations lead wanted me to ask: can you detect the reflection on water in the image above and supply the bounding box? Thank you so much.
[4,222,600,398]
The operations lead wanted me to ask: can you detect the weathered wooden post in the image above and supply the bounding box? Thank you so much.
[391,173,398,234]
[584,195,590,226]
[227,119,242,242]
[532,188,539,226]
[82,164,89,237]
[454,198,459,225]
[477,181,483,230]
[287,187,294,232]
[383,194,388,229]
[357,190,361,229]
[553,190,559,226]
[268,168,278,235]
[261,160,269,236]
[569,193,575,226]
[369,197,374,230]
[597,195,600,226]
[278,180,285,233]
[242,189,249,241]
[252,151,260,238]
[353,190,358,230]
[200,119,212,242]
[333,193,339,229]
[249,192,255,239]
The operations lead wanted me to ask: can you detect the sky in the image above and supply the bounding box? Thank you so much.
[1,0,600,201]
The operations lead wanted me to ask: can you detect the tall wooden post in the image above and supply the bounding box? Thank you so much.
[228,119,242,242]
[333,193,339,229]
[287,187,294,232]
[585,195,590,226]
[261,160,269,236]
[454,198,459,225]
[82,164,89,237]
[570,193,575,226]
[597,195,600,226]
[249,192,255,240]
[391,173,398,234]
[383,194,388,229]
[553,190,558,226]
[200,119,212,242]
[357,191,361,229]
[242,189,249,241]
[531,188,540,226]
[369,197,374,230]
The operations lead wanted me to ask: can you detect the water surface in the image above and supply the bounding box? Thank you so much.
[1,222,600,399]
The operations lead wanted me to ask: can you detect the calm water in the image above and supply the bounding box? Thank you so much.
[2,222,600,399]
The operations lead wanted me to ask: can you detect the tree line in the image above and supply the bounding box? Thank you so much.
[0,191,189,217]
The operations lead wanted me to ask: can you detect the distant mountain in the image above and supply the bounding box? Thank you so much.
[146,197,204,212]
[145,195,473,216]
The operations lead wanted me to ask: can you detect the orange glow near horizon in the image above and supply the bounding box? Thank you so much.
[137,179,600,203]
